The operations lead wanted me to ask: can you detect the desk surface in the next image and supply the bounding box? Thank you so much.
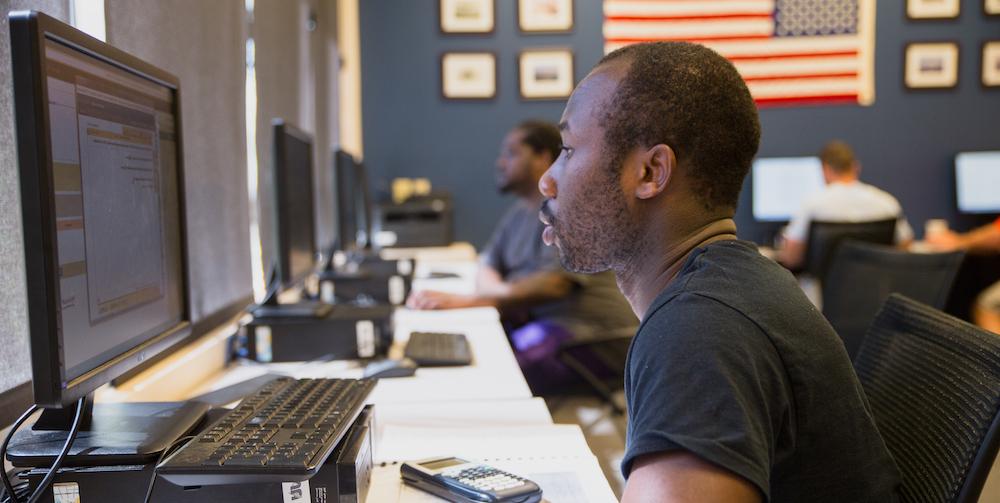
[179,261,616,502]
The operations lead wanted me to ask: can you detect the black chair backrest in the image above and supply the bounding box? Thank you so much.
[854,294,1000,503]
[558,327,634,415]
[804,218,897,280]
[823,242,965,360]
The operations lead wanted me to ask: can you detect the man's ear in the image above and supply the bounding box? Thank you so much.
[635,144,675,200]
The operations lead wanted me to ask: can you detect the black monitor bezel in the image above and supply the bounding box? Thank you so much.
[333,149,360,251]
[355,160,373,250]
[9,10,192,408]
[271,119,318,290]
[955,151,1000,215]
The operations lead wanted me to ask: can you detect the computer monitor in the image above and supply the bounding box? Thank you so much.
[955,151,1000,214]
[272,120,318,289]
[751,156,826,222]
[333,149,371,252]
[252,120,331,318]
[8,10,206,462]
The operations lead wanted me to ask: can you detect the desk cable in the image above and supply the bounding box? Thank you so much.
[0,398,84,503]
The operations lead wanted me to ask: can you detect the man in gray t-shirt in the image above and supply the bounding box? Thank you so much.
[407,121,636,392]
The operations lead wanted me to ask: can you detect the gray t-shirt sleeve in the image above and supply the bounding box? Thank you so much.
[622,293,791,500]
[479,209,512,274]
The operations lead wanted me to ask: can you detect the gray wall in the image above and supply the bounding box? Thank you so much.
[360,0,1000,248]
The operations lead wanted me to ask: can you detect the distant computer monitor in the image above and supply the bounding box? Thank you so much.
[10,11,192,409]
[272,120,318,289]
[752,156,825,222]
[334,149,366,251]
[955,151,1000,214]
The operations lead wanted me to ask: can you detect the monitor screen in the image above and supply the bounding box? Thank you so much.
[273,122,317,289]
[956,151,1000,214]
[751,156,825,222]
[334,150,359,251]
[11,12,189,406]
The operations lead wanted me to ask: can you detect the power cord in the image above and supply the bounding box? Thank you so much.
[0,405,40,501]
[141,435,194,503]
[0,398,85,503]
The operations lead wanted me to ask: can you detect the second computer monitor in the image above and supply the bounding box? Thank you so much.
[751,156,826,222]
[272,120,317,290]
[956,151,1000,214]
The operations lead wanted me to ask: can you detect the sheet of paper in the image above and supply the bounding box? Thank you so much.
[372,398,553,447]
[374,424,591,464]
[366,456,617,503]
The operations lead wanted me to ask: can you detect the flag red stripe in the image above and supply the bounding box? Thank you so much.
[606,35,772,43]
[744,72,857,82]
[606,14,772,21]
[755,94,859,107]
[726,50,858,61]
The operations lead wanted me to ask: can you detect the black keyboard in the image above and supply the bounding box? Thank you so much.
[157,377,375,486]
[404,332,472,366]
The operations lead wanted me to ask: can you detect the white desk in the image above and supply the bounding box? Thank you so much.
[105,251,617,502]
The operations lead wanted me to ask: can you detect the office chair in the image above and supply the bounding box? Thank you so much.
[556,327,634,416]
[854,294,1000,503]
[822,242,964,360]
[803,218,897,281]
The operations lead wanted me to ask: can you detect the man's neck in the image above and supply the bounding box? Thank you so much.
[828,174,859,185]
[615,217,738,320]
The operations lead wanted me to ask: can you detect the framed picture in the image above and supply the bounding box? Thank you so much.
[987,0,1000,16]
[439,0,494,34]
[906,0,960,19]
[983,42,1000,87]
[904,42,959,89]
[518,0,574,33]
[441,52,497,99]
[518,49,574,100]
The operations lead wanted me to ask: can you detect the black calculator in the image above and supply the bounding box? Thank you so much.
[401,456,543,503]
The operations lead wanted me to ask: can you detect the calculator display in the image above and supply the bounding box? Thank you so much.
[421,458,466,470]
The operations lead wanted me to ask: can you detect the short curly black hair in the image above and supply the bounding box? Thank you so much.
[516,120,561,163]
[597,42,760,211]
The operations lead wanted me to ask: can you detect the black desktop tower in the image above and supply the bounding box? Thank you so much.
[246,304,394,362]
[21,405,375,503]
[317,269,412,306]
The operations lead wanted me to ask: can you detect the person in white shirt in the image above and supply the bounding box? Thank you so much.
[778,141,913,269]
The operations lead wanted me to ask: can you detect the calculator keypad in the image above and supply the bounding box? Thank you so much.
[445,465,526,492]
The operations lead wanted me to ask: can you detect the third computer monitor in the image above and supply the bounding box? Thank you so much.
[955,151,1000,214]
[751,156,826,222]
[272,120,317,290]
[334,149,373,252]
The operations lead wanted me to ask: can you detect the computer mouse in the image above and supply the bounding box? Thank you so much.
[363,357,418,379]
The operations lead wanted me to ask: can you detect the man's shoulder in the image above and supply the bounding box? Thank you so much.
[639,240,819,348]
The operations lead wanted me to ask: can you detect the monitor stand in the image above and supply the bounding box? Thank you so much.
[6,394,209,467]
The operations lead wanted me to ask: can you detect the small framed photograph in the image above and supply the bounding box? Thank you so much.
[906,0,960,19]
[986,0,1000,16]
[518,0,574,33]
[518,49,574,100]
[439,0,494,34]
[983,42,1000,87]
[904,42,959,89]
[441,52,497,100]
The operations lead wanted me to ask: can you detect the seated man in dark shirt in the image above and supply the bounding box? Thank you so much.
[537,42,900,502]
[408,121,636,393]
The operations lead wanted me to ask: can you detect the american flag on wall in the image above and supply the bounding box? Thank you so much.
[603,0,876,107]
